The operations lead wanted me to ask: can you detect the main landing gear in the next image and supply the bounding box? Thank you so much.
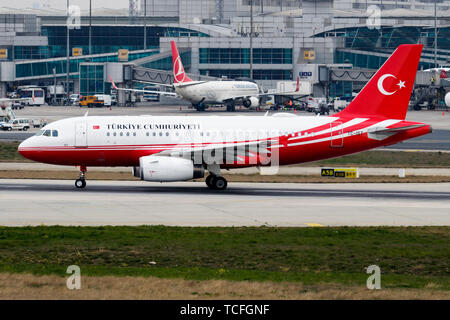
[75,166,87,189]
[205,174,228,190]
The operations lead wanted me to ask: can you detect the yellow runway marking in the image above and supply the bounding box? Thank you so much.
[304,223,324,227]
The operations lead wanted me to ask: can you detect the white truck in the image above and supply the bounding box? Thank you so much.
[95,95,112,107]
[276,80,312,96]
[331,97,350,111]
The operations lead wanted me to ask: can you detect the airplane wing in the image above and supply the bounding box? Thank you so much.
[154,139,277,165]
[109,76,178,97]
[133,80,174,88]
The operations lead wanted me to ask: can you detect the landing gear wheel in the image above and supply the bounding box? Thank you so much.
[75,179,86,189]
[210,176,227,190]
[205,175,214,188]
[226,105,236,112]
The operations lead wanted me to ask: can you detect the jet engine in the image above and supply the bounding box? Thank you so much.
[133,156,204,182]
[243,97,259,108]
[445,92,450,108]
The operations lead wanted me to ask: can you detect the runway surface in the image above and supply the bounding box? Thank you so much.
[0,179,449,227]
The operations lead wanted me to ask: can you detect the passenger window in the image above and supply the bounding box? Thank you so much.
[133,132,136,136]
[52,130,58,137]
[153,132,156,136]
[146,132,149,137]
[126,132,130,137]
[107,132,110,137]
[120,132,123,136]
[43,130,51,137]
[113,132,117,136]
[166,132,169,137]
[159,132,162,136]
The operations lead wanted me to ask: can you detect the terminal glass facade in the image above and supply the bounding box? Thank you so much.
[141,51,191,70]
[40,26,208,59]
[15,51,155,80]
[79,64,106,96]
[199,48,292,64]
[200,69,291,80]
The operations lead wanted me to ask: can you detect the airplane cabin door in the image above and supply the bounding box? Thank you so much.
[330,121,344,148]
[75,121,88,147]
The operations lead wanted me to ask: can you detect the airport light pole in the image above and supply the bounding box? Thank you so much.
[53,67,57,106]
[66,0,70,102]
[249,0,253,79]
[89,0,92,57]
[434,0,437,68]
[144,0,147,50]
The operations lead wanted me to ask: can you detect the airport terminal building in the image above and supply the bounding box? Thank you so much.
[1,0,450,102]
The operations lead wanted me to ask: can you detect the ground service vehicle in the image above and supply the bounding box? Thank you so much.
[79,96,104,108]
[95,95,112,107]
[2,118,30,131]
[17,86,45,106]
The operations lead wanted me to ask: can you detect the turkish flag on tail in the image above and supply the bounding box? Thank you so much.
[337,44,423,120]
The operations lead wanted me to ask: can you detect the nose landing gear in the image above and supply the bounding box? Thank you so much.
[75,166,87,189]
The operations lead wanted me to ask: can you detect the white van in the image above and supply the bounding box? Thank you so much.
[2,118,30,131]
[94,95,112,107]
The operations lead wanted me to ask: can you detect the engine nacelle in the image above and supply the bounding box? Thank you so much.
[445,92,450,108]
[134,156,204,182]
[243,96,259,108]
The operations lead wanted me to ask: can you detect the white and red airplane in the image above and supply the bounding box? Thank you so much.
[111,40,300,111]
[19,44,430,190]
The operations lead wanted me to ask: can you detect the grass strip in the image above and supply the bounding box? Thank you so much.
[0,226,448,290]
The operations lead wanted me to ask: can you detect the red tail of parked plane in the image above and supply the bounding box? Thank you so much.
[171,40,193,84]
[337,44,423,120]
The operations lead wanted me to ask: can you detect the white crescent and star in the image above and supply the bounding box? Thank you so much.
[377,74,406,96]
[174,56,185,82]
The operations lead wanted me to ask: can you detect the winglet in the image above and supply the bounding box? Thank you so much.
[109,75,119,90]
[295,76,300,92]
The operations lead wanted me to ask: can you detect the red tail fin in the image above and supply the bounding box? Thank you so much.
[171,41,192,84]
[337,44,423,120]
[295,76,300,92]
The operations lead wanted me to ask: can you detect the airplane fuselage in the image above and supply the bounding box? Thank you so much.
[174,81,259,105]
[18,114,431,168]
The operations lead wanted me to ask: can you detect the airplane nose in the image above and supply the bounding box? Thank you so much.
[18,138,35,160]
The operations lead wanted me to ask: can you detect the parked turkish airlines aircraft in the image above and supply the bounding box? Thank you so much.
[19,44,430,190]
[111,41,299,111]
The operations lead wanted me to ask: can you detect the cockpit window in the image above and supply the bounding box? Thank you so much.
[52,130,58,137]
[35,130,45,136]
[43,130,51,137]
